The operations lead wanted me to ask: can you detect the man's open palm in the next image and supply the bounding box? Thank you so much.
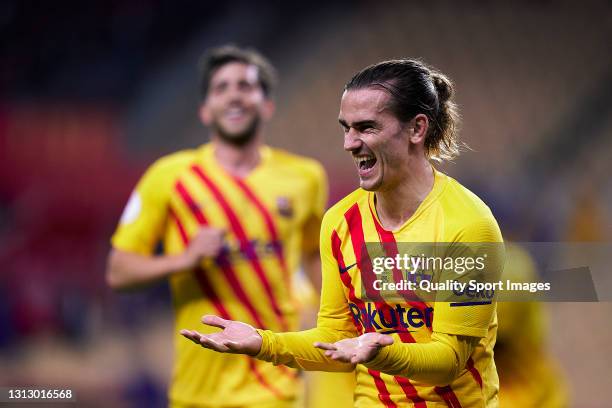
[180,315,262,356]
[314,332,394,364]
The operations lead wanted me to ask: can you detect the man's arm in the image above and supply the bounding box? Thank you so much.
[106,227,225,290]
[301,213,323,293]
[181,208,359,371]
[316,331,478,385]
[180,260,358,372]
[181,316,355,372]
[368,333,478,385]
[301,161,328,293]
[106,249,190,290]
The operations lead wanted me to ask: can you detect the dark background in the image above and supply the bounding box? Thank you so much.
[0,1,610,406]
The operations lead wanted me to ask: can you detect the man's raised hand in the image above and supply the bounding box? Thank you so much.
[181,227,225,269]
[180,315,262,356]
[314,332,394,364]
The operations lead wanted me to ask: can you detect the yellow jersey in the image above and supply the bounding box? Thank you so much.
[111,143,327,407]
[496,243,568,408]
[258,168,503,407]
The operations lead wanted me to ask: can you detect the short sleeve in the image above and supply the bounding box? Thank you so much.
[111,158,175,255]
[302,161,329,253]
[310,162,329,219]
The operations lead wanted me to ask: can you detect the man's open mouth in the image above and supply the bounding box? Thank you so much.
[225,107,247,120]
[355,155,377,171]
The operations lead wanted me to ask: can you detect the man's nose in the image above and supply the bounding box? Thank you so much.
[226,86,244,103]
[344,129,362,151]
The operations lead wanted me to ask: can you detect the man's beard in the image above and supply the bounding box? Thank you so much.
[212,115,260,147]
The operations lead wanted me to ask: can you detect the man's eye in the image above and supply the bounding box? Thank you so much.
[213,84,227,93]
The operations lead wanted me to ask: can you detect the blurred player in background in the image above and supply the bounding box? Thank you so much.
[496,243,568,407]
[106,45,335,408]
[181,59,505,407]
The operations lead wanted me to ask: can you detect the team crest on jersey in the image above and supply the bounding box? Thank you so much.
[276,196,293,218]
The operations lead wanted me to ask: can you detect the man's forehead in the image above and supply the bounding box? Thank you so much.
[211,62,259,84]
[339,88,390,120]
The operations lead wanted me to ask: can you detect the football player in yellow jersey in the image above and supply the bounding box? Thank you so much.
[181,59,505,407]
[106,45,333,408]
[496,243,568,407]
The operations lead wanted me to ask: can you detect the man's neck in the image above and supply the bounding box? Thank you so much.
[375,158,434,231]
[211,136,262,177]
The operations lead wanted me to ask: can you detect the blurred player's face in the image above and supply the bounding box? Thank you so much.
[339,88,415,192]
[200,62,274,146]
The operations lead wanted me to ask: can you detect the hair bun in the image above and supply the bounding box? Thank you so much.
[431,73,453,104]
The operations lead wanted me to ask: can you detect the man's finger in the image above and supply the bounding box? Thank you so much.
[224,340,245,352]
[375,335,394,347]
[314,342,337,351]
[198,334,230,352]
[180,330,202,344]
[329,351,352,363]
[202,315,229,328]
[350,355,364,364]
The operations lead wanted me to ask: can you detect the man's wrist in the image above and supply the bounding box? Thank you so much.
[254,329,271,360]
[364,341,395,371]
[171,252,195,273]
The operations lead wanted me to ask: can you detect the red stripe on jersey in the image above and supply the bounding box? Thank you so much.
[395,377,427,408]
[174,181,267,329]
[169,206,290,397]
[332,229,395,404]
[331,230,364,334]
[169,206,189,246]
[344,204,383,302]
[191,164,288,331]
[344,204,417,340]
[369,369,398,408]
[169,207,231,320]
[248,359,288,400]
[435,386,463,408]
[369,205,430,314]
[230,176,291,295]
[368,202,464,407]
[176,181,208,224]
[389,326,428,407]
[343,204,428,406]
[466,357,483,389]
[369,205,464,407]
[392,332,428,407]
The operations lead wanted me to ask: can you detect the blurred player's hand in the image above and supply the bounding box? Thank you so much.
[314,332,394,364]
[180,315,262,356]
[182,227,225,268]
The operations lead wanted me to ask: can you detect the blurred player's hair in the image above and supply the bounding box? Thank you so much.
[198,44,278,100]
[345,59,461,162]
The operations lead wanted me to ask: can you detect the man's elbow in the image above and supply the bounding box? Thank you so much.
[105,266,123,291]
[105,252,128,291]
[426,359,463,386]
[430,368,461,386]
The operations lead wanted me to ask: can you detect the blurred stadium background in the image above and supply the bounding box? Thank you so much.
[0,0,611,406]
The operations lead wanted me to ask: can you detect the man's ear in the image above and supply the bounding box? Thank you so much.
[261,99,275,121]
[409,114,429,145]
[199,102,211,126]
